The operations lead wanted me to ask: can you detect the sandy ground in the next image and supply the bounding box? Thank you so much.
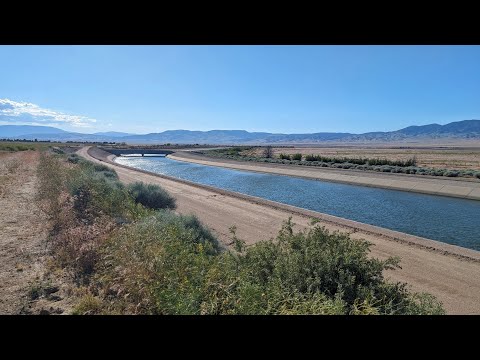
[80,146,480,315]
[0,151,76,315]
[0,151,48,314]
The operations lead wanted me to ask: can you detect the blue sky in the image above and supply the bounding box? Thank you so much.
[0,45,479,134]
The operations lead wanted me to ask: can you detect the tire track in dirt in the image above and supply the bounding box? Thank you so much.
[0,151,49,314]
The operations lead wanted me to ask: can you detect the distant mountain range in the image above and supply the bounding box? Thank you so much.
[1,120,480,144]
[93,131,133,137]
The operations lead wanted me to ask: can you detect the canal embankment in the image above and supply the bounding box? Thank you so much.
[81,146,480,314]
[169,151,480,201]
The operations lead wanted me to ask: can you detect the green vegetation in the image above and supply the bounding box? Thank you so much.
[93,217,443,315]
[0,143,35,151]
[67,154,81,164]
[280,153,302,161]
[202,148,480,180]
[27,280,58,301]
[0,140,85,153]
[304,155,417,167]
[127,182,176,210]
[37,151,152,279]
[37,150,444,315]
[207,146,254,157]
[37,152,66,220]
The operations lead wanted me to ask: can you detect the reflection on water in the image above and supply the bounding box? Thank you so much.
[115,156,480,251]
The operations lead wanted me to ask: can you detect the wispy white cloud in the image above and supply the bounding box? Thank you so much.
[0,99,97,128]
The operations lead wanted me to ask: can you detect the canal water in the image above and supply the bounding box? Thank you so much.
[115,155,480,251]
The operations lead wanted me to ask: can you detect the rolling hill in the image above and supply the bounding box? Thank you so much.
[1,120,479,144]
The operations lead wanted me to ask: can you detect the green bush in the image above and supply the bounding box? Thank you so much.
[279,153,291,160]
[127,182,176,210]
[92,163,111,172]
[444,170,459,177]
[50,147,65,154]
[291,153,302,161]
[74,158,119,180]
[68,154,80,164]
[16,144,30,151]
[96,216,444,315]
[66,167,140,222]
[37,152,65,219]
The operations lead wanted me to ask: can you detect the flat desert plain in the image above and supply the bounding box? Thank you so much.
[243,142,480,170]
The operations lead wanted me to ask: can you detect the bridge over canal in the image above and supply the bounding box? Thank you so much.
[100,148,175,157]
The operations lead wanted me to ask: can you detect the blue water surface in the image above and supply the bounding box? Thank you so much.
[116,155,480,251]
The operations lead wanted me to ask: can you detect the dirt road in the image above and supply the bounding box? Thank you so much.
[0,151,48,314]
[79,147,480,314]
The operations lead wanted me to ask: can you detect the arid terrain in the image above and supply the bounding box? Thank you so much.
[1,144,479,314]
[0,151,75,315]
[243,144,480,170]
[81,146,480,314]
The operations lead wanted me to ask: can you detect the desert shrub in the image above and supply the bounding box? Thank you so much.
[127,182,176,210]
[37,152,65,220]
[74,157,119,180]
[38,152,156,282]
[72,294,104,315]
[436,170,446,176]
[92,163,112,172]
[96,217,444,315]
[50,147,65,154]
[462,170,474,177]
[99,170,118,179]
[16,144,31,151]
[220,221,444,315]
[303,155,417,167]
[66,167,140,222]
[444,170,459,177]
[279,153,291,160]
[0,144,34,151]
[202,148,476,179]
[67,154,80,164]
[52,212,117,280]
[96,211,220,314]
